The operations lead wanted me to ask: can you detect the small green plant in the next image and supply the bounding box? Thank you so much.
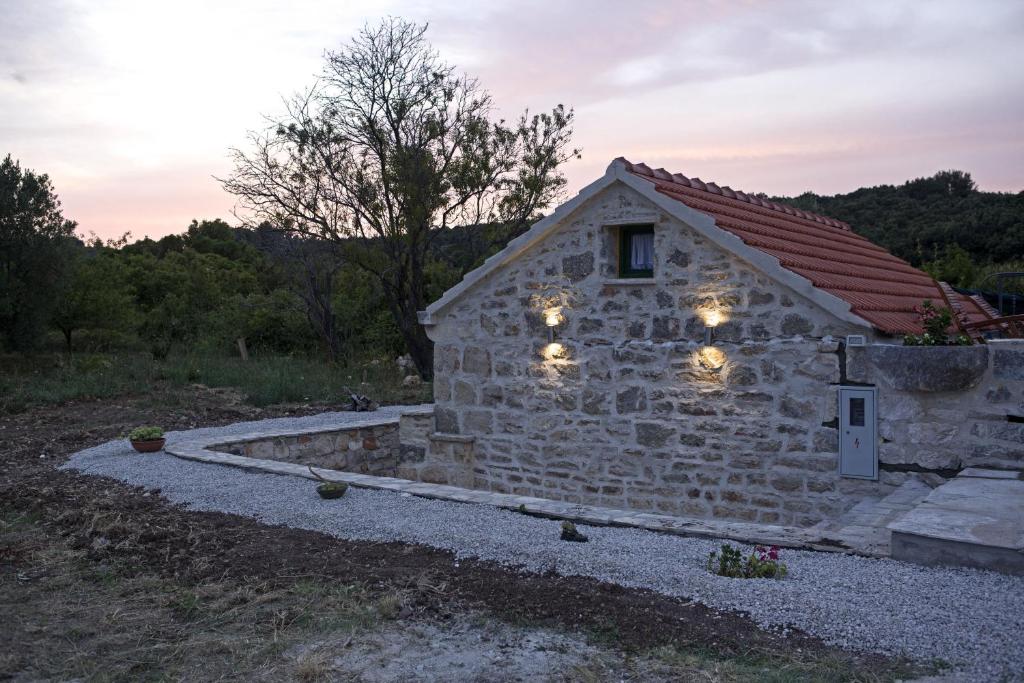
[316,482,348,499]
[128,426,164,441]
[902,300,972,346]
[309,466,348,499]
[560,520,589,543]
[707,543,787,579]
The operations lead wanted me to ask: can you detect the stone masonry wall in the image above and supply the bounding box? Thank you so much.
[424,183,898,526]
[214,423,401,477]
[847,340,1024,472]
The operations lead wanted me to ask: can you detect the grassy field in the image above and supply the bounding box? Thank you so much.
[0,352,431,413]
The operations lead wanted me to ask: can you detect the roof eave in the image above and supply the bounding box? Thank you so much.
[418,163,622,328]
[610,161,876,333]
[419,158,876,335]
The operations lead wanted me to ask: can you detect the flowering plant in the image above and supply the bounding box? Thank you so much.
[902,300,972,346]
[707,543,787,579]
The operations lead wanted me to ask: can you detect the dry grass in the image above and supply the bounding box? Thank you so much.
[0,511,405,682]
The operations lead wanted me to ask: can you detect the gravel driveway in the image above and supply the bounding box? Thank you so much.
[64,413,1024,682]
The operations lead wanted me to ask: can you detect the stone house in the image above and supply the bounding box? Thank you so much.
[411,158,1023,527]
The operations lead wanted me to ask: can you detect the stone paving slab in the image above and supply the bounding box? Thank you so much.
[889,474,1024,550]
[165,416,886,556]
[888,470,1024,575]
[960,467,1022,480]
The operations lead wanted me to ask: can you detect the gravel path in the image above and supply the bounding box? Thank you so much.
[64,412,1024,681]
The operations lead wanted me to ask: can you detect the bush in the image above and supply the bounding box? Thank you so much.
[559,520,588,542]
[128,426,164,441]
[902,300,972,346]
[707,543,787,579]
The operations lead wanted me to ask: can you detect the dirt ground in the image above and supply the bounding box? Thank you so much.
[0,385,927,682]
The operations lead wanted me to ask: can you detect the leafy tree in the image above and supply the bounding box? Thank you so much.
[222,18,579,379]
[922,244,977,288]
[0,155,78,350]
[775,169,1024,269]
[51,245,134,352]
[124,248,259,358]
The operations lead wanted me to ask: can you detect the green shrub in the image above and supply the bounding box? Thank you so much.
[128,426,164,441]
[560,520,589,543]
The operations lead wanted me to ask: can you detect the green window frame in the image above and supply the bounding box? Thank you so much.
[618,225,655,278]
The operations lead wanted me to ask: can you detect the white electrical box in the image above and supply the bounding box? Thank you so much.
[838,386,878,479]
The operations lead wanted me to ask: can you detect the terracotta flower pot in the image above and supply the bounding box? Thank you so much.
[130,438,166,453]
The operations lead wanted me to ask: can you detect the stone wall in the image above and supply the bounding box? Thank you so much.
[423,183,893,526]
[422,182,1024,527]
[213,422,401,477]
[848,340,1024,472]
[398,409,434,465]
[397,433,476,488]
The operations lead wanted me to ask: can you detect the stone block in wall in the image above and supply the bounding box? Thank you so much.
[993,346,1024,380]
[636,422,675,447]
[907,422,960,444]
[846,345,989,392]
[453,380,477,405]
[462,346,492,377]
[399,411,433,448]
[435,407,459,434]
[562,252,595,282]
[968,443,1024,469]
[780,313,814,336]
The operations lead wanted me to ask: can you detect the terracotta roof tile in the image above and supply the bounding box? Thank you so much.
[619,158,989,335]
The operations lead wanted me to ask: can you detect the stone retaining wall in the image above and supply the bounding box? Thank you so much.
[848,340,1024,472]
[213,422,401,476]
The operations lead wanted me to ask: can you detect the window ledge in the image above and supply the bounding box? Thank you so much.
[603,278,657,286]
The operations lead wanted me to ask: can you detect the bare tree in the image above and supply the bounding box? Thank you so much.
[251,224,347,363]
[221,18,578,379]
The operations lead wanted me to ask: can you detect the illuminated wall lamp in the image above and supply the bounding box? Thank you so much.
[703,325,714,346]
[545,310,560,343]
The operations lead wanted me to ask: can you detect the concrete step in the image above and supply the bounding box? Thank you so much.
[814,477,934,556]
[888,468,1024,575]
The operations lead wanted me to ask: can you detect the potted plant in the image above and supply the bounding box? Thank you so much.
[308,466,348,499]
[316,482,349,499]
[128,426,166,453]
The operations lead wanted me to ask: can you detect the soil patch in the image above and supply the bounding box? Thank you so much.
[0,388,925,681]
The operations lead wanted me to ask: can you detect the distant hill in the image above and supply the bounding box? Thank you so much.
[770,171,1024,288]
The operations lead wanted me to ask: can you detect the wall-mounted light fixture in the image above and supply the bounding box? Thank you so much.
[696,305,726,373]
[698,306,723,346]
[544,307,561,343]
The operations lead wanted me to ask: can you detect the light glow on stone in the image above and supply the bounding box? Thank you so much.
[696,346,727,370]
[542,342,567,360]
[701,308,724,328]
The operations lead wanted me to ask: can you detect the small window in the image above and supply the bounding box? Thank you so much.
[618,225,654,278]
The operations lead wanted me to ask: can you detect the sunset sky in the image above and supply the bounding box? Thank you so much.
[3,0,1023,241]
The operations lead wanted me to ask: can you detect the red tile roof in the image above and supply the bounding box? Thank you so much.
[620,158,991,335]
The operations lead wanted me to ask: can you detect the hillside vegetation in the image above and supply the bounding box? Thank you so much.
[3,155,1021,376]
[773,170,1024,292]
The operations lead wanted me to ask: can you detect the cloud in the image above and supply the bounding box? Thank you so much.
[3,0,1023,240]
